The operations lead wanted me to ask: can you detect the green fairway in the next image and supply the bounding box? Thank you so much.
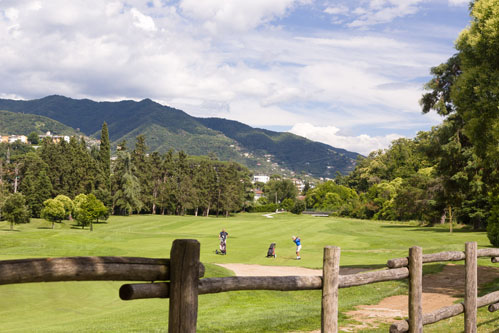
[0,213,497,332]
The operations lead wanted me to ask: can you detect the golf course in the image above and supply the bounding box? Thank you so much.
[1,213,498,332]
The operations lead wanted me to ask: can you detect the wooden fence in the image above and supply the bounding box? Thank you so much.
[1,239,498,332]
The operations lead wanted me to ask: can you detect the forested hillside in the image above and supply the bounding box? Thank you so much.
[0,110,80,136]
[198,117,357,179]
[0,124,253,222]
[0,96,359,177]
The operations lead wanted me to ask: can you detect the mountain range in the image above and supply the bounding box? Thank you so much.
[0,95,360,178]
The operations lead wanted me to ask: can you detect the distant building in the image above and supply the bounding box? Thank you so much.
[7,135,28,144]
[38,131,70,143]
[291,178,305,193]
[253,175,270,183]
[253,189,264,201]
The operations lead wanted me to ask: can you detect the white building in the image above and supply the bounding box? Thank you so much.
[253,175,270,183]
[8,135,28,144]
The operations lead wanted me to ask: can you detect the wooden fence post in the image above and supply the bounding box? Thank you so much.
[169,239,200,333]
[409,246,423,333]
[465,241,477,333]
[321,246,340,333]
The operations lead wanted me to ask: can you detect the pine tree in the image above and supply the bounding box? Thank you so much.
[99,122,111,189]
[111,151,143,215]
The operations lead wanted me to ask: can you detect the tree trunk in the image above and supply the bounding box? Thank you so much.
[52,222,54,229]
[194,207,198,217]
[152,203,156,214]
[448,205,453,233]
[90,222,93,231]
[10,222,13,231]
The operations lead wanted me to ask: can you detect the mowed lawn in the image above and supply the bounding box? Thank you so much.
[0,213,497,332]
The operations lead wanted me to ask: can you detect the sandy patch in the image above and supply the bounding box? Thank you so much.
[216,263,370,276]
[216,263,499,332]
[343,264,499,330]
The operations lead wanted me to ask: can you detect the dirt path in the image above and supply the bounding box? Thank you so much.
[344,264,499,331]
[216,263,499,331]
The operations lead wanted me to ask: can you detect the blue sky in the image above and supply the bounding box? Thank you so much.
[0,0,471,154]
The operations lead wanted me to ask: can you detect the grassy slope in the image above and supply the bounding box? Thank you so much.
[0,214,496,332]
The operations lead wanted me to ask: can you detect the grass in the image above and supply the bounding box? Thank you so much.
[0,213,497,332]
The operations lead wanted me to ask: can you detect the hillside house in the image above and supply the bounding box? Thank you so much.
[253,175,270,183]
[253,189,264,201]
[38,131,70,143]
[1,135,28,144]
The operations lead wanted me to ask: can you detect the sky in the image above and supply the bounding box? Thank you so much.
[0,0,471,155]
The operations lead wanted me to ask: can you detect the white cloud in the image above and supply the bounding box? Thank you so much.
[349,0,424,28]
[289,123,404,155]
[179,0,300,33]
[448,0,469,6]
[0,0,461,144]
[131,8,157,32]
[324,5,349,15]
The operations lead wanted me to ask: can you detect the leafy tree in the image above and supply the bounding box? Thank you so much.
[452,0,499,173]
[3,193,30,230]
[419,0,498,230]
[281,198,295,211]
[27,132,39,145]
[54,194,74,220]
[73,193,107,231]
[73,194,91,229]
[263,179,298,204]
[41,199,65,229]
[291,199,306,214]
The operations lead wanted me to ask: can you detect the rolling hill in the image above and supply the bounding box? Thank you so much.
[0,95,360,177]
[0,110,81,136]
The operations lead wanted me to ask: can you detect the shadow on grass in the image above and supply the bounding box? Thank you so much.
[380,225,474,233]
[70,225,85,230]
[37,227,53,230]
[0,228,20,232]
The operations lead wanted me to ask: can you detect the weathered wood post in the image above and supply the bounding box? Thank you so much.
[465,241,477,333]
[321,246,340,333]
[169,239,201,333]
[409,246,423,333]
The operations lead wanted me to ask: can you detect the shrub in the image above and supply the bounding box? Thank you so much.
[291,200,306,214]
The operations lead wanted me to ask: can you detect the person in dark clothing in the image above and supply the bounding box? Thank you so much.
[219,229,228,254]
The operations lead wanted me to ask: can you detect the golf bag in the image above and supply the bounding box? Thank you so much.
[216,240,227,255]
[266,243,276,258]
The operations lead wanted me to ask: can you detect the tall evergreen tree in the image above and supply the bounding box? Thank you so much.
[19,153,53,217]
[111,151,143,215]
[99,122,111,182]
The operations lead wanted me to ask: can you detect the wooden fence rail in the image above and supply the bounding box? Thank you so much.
[119,267,409,300]
[0,240,498,332]
[0,256,204,284]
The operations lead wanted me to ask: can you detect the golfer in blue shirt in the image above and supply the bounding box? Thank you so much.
[292,236,301,260]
